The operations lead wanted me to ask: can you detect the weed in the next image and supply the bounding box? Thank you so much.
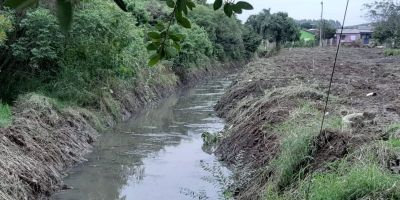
[384,49,400,57]
[303,160,400,200]
[0,101,11,128]
[266,103,342,194]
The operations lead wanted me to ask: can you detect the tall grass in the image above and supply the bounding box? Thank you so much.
[269,103,342,190]
[265,121,400,200]
[0,102,11,127]
[384,49,400,57]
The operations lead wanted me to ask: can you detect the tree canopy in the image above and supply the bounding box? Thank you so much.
[365,0,400,48]
[2,0,253,65]
[246,10,300,50]
[0,0,260,103]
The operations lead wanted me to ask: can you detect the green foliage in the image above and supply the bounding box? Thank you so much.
[0,8,64,102]
[3,0,252,65]
[0,101,11,128]
[190,5,249,61]
[365,0,400,48]
[241,26,262,59]
[296,19,341,29]
[11,8,64,66]
[245,9,271,40]
[171,23,213,68]
[246,10,300,50]
[268,103,341,191]
[0,0,256,106]
[316,19,336,40]
[384,48,400,56]
[0,13,13,45]
[305,163,400,200]
[45,0,147,105]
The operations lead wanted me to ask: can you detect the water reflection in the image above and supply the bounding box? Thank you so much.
[54,78,232,200]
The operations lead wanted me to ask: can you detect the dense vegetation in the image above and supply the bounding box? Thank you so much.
[245,9,300,50]
[0,0,260,110]
[365,0,400,48]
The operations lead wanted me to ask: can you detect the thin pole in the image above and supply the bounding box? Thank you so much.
[305,0,350,199]
[320,1,324,47]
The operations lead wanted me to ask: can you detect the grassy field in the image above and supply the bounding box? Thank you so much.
[300,30,315,42]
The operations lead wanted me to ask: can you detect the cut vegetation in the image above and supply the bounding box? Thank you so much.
[214,48,400,199]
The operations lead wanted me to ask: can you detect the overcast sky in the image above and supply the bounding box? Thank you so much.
[212,0,376,26]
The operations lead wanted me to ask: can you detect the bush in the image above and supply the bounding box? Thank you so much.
[189,5,246,61]
[42,0,148,106]
[171,24,214,69]
[384,49,400,57]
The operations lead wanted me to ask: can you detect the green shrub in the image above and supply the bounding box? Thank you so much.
[384,49,400,57]
[189,5,246,61]
[0,12,13,45]
[0,8,64,101]
[171,24,214,69]
[43,0,148,106]
[0,102,11,128]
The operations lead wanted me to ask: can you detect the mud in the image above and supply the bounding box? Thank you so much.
[214,48,400,199]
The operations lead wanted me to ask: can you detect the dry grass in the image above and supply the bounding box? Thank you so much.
[0,93,98,199]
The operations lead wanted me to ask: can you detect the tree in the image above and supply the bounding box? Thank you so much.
[317,19,336,40]
[365,0,400,48]
[2,0,253,65]
[247,11,300,50]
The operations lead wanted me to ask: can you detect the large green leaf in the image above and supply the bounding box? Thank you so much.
[146,43,158,51]
[213,0,223,10]
[148,53,161,66]
[148,31,161,39]
[113,0,128,11]
[4,0,38,9]
[166,0,175,8]
[231,4,242,14]
[236,1,253,10]
[223,3,233,17]
[175,13,191,28]
[56,0,73,32]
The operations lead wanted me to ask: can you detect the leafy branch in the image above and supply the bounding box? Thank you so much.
[3,0,253,66]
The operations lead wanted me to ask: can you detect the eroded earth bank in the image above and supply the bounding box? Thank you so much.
[214,48,400,199]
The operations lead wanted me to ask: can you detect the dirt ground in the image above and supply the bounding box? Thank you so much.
[214,47,400,198]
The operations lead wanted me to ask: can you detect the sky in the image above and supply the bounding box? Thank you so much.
[211,0,376,26]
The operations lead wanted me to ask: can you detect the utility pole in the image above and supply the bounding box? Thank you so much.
[320,1,324,47]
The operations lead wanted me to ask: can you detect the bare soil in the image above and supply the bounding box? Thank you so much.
[214,48,400,198]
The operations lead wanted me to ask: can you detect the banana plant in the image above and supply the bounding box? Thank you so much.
[3,0,253,66]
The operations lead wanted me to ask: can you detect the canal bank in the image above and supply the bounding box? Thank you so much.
[0,63,242,200]
[54,77,233,200]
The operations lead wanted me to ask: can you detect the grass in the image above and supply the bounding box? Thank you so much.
[265,103,342,194]
[384,49,400,57]
[306,162,400,200]
[300,30,315,42]
[264,121,400,200]
[0,101,11,128]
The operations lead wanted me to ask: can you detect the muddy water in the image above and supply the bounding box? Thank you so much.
[54,78,232,200]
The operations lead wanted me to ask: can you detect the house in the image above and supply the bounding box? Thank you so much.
[335,27,373,45]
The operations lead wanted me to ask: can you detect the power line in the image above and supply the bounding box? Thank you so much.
[318,0,350,139]
[305,0,350,199]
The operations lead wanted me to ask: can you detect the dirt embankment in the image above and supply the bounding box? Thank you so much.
[214,48,400,199]
[0,63,241,200]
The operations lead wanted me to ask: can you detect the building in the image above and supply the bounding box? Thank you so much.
[335,26,373,45]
